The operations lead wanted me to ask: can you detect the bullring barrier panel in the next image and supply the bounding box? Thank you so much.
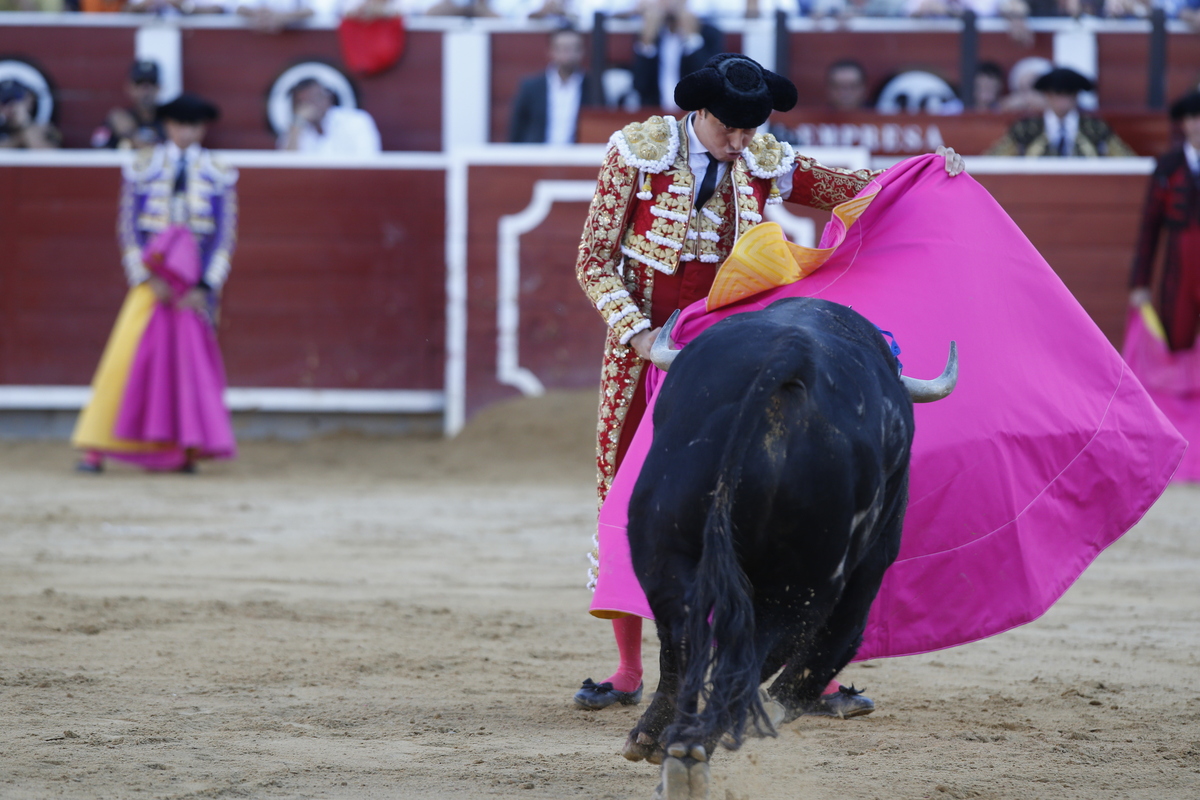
[0,148,1158,437]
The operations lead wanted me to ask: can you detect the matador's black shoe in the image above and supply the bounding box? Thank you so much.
[802,684,875,719]
[573,678,643,710]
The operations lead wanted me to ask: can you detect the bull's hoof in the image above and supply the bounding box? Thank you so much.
[623,730,663,764]
[754,687,787,734]
[656,743,709,800]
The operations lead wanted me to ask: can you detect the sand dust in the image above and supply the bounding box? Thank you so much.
[1,390,1198,799]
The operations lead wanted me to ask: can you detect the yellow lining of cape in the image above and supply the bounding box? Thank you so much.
[71,283,173,454]
[705,185,880,312]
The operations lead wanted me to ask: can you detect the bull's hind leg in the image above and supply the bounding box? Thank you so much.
[769,498,906,721]
[624,620,680,765]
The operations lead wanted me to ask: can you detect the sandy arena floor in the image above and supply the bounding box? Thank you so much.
[1,391,1198,800]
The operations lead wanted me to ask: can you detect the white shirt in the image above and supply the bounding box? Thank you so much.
[164,140,204,223]
[284,106,382,156]
[685,113,727,202]
[1185,142,1199,177]
[1043,109,1080,157]
[545,69,584,145]
[686,113,797,201]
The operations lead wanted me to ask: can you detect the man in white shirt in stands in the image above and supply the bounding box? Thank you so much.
[278,78,382,156]
[509,27,597,144]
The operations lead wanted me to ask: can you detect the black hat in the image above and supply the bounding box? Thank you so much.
[130,59,160,85]
[675,53,798,130]
[0,79,29,105]
[1169,90,1200,121]
[157,92,220,124]
[1033,67,1093,95]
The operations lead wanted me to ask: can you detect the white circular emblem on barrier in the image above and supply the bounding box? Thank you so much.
[0,59,54,125]
[267,62,358,136]
[875,71,960,115]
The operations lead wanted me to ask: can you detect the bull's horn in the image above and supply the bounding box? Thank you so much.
[649,309,682,372]
[900,341,958,403]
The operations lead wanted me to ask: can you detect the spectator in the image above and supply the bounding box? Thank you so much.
[230,0,335,31]
[125,0,226,13]
[825,59,870,112]
[0,0,65,9]
[811,0,907,17]
[971,61,1006,111]
[342,0,398,16]
[1058,0,1151,16]
[80,0,127,10]
[997,55,1050,112]
[510,28,598,144]
[278,78,381,155]
[0,80,61,150]
[423,0,498,16]
[1181,0,1200,31]
[522,0,637,22]
[908,0,1033,45]
[92,61,166,150]
[630,0,722,111]
[691,0,797,18]
[987,67,1133,156]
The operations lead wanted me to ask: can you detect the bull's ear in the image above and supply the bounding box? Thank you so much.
[650,309,682,372]
[901,341,958,402]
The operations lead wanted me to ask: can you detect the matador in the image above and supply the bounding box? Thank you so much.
[573,53,904,717]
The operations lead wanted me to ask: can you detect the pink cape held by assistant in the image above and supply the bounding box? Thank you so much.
[1122,302,1200,483]
[589,154,1186,663]
[72,225,236,471]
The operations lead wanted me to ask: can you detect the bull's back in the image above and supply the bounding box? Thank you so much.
[633,298,913,587]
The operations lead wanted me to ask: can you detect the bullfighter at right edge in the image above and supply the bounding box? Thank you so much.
[573,53,966,716]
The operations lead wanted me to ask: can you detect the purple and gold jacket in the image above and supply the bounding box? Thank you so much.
[118,142,238,293]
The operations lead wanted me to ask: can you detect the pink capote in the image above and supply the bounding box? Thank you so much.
[113,225,236,469]
[591,155,1186,662]
[1122,305,1200,483]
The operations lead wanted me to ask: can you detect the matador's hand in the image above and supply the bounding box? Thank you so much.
[147,275,173,304]
[630,327,660,361]
[936,145,966,177]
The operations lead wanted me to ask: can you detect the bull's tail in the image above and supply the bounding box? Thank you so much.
[665,364,788,752]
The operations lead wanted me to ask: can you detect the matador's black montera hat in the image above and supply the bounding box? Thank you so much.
[157,92,220,124]
[674,53,798,130]
[1033,67,1093,95]
[1169,90,1200,121]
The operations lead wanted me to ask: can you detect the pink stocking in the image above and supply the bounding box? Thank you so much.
[603,615,643,692]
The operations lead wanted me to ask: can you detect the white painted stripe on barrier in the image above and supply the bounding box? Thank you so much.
[950,156,1155,175]
[0,150,449,169]
[497,180,599,398]
[135,23,183,103]
[443,154,469,437]
[0,387,445,413]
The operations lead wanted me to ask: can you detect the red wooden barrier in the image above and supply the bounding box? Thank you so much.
[0,165,446,390]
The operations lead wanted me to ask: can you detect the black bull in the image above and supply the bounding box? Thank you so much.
[621,297,956,799]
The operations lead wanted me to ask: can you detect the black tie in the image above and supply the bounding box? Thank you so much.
[174,155,188,195]
[695,153,719,208]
